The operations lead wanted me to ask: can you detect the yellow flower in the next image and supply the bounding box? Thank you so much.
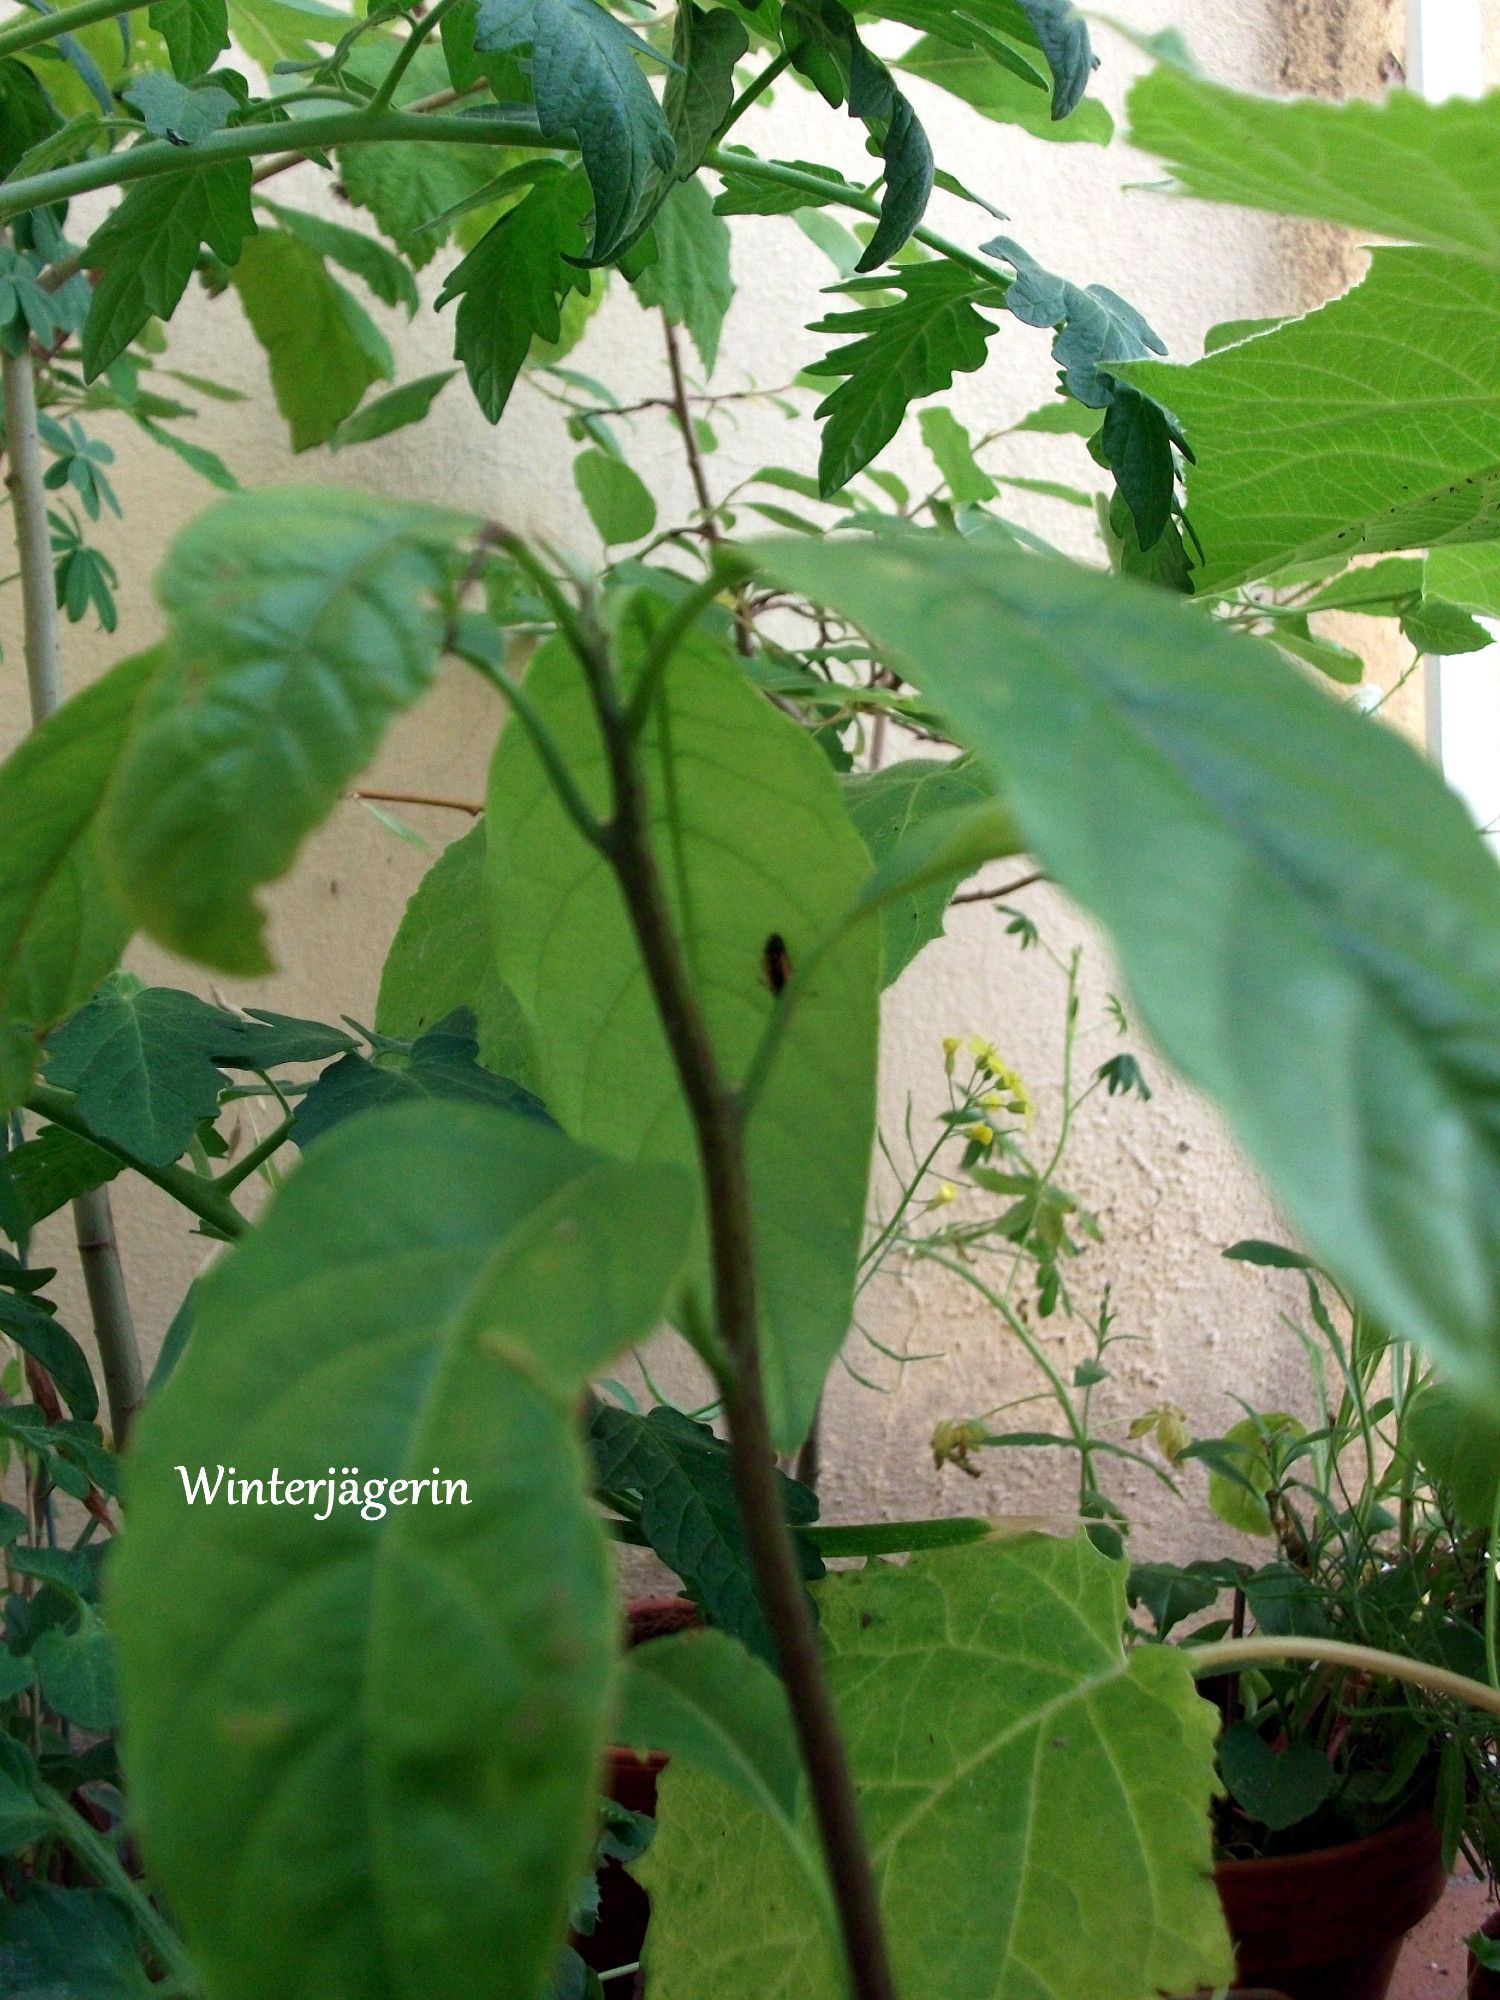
[978,1090,1004,1111]
[965,1122,995,1148]
[942,1034,961,1076]
[929,1180,958,1207]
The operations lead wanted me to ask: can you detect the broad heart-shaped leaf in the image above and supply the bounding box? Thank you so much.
[753,530,1500,1411]
[231,228,393,452]
[149,0,229,80]
[101,487,464,975]
[473,0,676,262]
[589,1402,821,1664]
[376,821,538,1086]
[0,649,160,1112]
[1127,68,1500,267]
[437,164,593,422]
[486,613,879,1449]
[1217,1720,1333,1834]
[627,176,732,373]
[111,1102,695,2000]
[1122,248,1500,593]
[636,1533,1231,2000]
[806,263,1009,496]
[842,756,1000,985]
[82,163,254,379]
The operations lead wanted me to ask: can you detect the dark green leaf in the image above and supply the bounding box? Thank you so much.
[113,1102,695,2000]
[805,264,1008,495]
[82,164,255,378]
[0,1125,121,1232]
[0,1291,98,1421]
[330,370,458,450]
[0,1886,155,2000]
[895,34,1110,143]
[338,140,504,268]
[663,2,748,179]
[293,1016,547,1146]
[628,177,732,373]
[148,0,229,81]
[33,1604,117,1730]
[1218,1721,1333,1833]
[473,0,677,262]
[842,756,998,983]
[0,61,62,182]
[44,976,235,1168]
[102,487,461,974]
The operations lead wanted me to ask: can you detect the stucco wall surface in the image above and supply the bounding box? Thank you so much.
[0,0,1423,1561]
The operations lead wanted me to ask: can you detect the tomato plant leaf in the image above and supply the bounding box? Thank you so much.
[329,370,458,450]
[231,229,394,452]
[112,1102,695,2000]
[0,1290,98,1421]
[627,177,733,373]
[255,198,421,316]
[664,2,748,179]
[0,1886,154,1999]
[337,140,503,269]
[292,1014,547,1147]
[755,530,1500,1408]
[148,0,229,80]
[896,34,1110,142]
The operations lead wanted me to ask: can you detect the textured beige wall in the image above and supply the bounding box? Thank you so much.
[0,0,1417,1562]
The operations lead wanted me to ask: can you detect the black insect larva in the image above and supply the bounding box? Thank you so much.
[762,932,792,995]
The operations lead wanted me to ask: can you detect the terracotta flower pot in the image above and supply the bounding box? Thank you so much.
[1213,1812,1445,2000]
[1468,1909,1500,1998]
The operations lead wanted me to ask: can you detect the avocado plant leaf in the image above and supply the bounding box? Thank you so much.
[627,177,733,373]
[842,756,1002,984]
[1126,65,1500,267]
[472,0,677,262]
[753,530,1500,1410]
[111,1102,695,2000]
[486,610,879,1449]
[100,487,464,975]
[589,1402,821,1663]
[437,164,594,423]
[663,2,748,179]
[1122,248,1500,592]
[81,163,255,379]
[231,229,394,452]
[292,1015,547,1147]
[636,1533,1231,2000]
[806,263,1010,496]
[148,0,230,80]
[0,649,161,1112]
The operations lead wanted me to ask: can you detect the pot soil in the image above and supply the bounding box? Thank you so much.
[1213,1811,1445,2000]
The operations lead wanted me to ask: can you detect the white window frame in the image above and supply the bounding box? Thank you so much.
[1407,0,1500,841]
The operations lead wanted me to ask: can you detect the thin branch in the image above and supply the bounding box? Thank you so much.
[215,1115,295,1197]
[350,787,483,817]
[951,869,1048,905]
[661,312,717,529]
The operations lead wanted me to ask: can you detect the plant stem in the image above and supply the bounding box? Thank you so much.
[1190,1634,1500,1724]
[576,619,898,2000]
[215,1115,295,1196]
[0,0,153,59]
[38,1782,201,1992]
[1487,1479,1500,1693]
[661,312,717,530]
[366,0,465,114]
[3,341,149,1447]
[0,109,551,224]
[27,1085,248,1241]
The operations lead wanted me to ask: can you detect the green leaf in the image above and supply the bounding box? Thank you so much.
[0,1291,98,1421]
[1218,1720,1332,1833]
[0,1757,51,1856]
[437,165,593,423]
[112,1103,694,2000]
[806,264,1008,496]
[664,2,749,179]
[473,0,677,262]
[231,229,393,452]
[487,610,879,1449]
[102,487,461,974]
[292,1015,546,1146]
[338,140,504,269]
[1123,249,1500,592]
[330,370,458,450]
[82,164,255,379]
[712,151,859,218]
[589,1403,820,1663]
[753,530,1500,1408]
[896,35,1111,142]
[0,1126,121,1232]
[613,1626,800,1822]
[638,1533,1231,2000]
[0,649,159,1109]
[573,446,657,545]
[122,71,235,143]
[0,1887,155,2000]
[1405,1379,1500,1533]
[628,177,732,374]
[0,61,62,182]
[1127,65,1500,267]
[376,821,537,1087]
[32,1602,117,1730]
[44,977,234,1167]
[859,0,1096,119]
[148,0,229,80]
[257,198,421,315]
[1205,1413,1302,1537]
[918,405,996,502]
[842,755,999,983]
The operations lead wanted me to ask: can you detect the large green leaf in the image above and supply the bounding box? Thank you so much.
[231,229,393,452]
[486,610,880,1448]
[806,263,1009,495]
[45,976,236,1168]
[754,530,1500,1408]
[149,0,229,81]
[437,164,593,423]
[842,756,1001,985]
[256,198,420,315]
[0,649,159,1110]
[636,1533,1231,2000]
[101,487,463,974]
[291,1015,545,1146]
[111,1102,694,2000]
[614,1627,801,1824]
[337,140,503,269]
[1127,66,1500,266]
[81,164,255,378]
[472,0,676,262]
[1123,248,1500,592]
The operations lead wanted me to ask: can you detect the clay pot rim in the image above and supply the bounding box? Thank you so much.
[1213,1806,1436,1883]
